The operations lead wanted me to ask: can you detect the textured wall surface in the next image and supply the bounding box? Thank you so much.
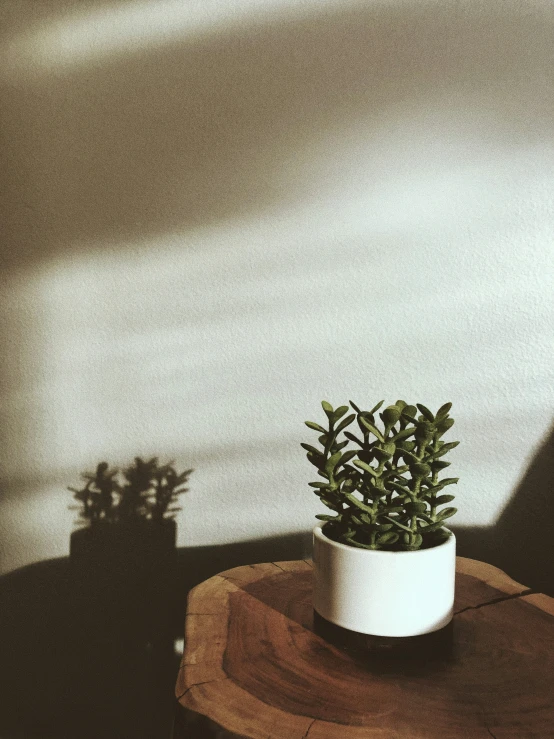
[1,0,553,583]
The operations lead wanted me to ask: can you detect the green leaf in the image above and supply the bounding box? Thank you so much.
[373,444,395,460]
[391,427,415,443]
[349,400,361,413]
[428,441,459,460]
[431,460,451,470]
[341,536,376,550]
[416,404,435,421]
[333,405,349,421]
[415,421,434,441]
[344,493,374,514]
[377,532,399,545]
[334,471,350,485]
[321,400,333,414]
[308,482,328,488]
[335,413,356,434]
[419,521,446,534]
[382,506,405,514]
[402,405,418,420]
[426,478,459,495]
[342,477,357,491]
[382,468,403,482]
[416,512,433,523]
[405,501,427,514]
[435,418,455,437]
[338,449,358,466]
[395,400,407,410]
[435,402,452,421]
[344,431,364,447]
[436,506,457,520]
[357,413,373,434]
[359,417,385,442]
[381,405,402,427]
[384,516,412,532]
[441,440,459,452]
[325,451,342,474]
[318,497,336,511]
[352,459,378,477]
[434,494,455,504]
[305,421,327,433]
[389,481,412,496]
[370,400,385,414]
[315,514,339,521]
[411,462,431,479]
[306,452,324,468]
[399,447,418,462]
[300,443,321,455]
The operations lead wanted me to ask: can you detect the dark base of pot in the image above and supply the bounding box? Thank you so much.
[313,610,454,664]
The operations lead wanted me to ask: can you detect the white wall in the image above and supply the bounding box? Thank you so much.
[1,0,553,578]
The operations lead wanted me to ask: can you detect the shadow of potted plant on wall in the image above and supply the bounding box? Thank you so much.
[69,457,192,642]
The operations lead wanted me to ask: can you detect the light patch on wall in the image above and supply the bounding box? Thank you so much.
[0,0,367,79]
[1,176,551,508]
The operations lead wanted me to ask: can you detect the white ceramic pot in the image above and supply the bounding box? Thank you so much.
[313,523,456,637]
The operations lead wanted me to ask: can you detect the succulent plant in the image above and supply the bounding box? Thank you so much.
[303,400,459,551]
[69,457,192,525]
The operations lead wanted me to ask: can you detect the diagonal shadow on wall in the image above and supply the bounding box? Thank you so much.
[2,0,552,274]
[453,425,554,596]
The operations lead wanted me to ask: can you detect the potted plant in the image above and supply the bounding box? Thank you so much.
[303,400,459,638]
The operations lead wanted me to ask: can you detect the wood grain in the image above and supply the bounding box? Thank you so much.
[174,558,553,738]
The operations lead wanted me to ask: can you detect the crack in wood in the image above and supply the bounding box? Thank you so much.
[455,588,535,615]
[220,573,249,582]
[271,562,287,572]
[176,676,229,701]
[219,574,244,585]
[479,699,498,739]
[302,718,317,738]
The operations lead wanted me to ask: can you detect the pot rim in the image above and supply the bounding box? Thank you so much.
[313,521,455,555]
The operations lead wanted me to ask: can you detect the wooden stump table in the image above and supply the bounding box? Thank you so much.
[174,558,554,738]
